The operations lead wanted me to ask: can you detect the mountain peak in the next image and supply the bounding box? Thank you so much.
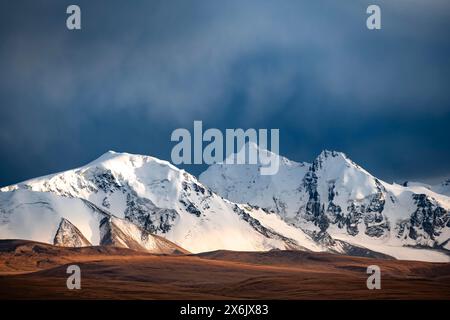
[220,141,301,168]
[317,150,347,160]
[85,150,181,173]
[2,146,450,262]
[311,150,352,172]
[85,150,126,166]
[53,217,92,247]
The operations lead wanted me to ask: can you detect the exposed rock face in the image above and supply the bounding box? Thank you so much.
[53,218,91,247]
[51,198,190,254]
[124,189,179,234]
[410,194,449,239]
[302,164,326,230]
[200,146,450,260]
[299,151,391,238]
[302,229,393,259]
[0,151,322,253]
[396,194,450,248]
[0,151,325,254]
[232,205,304,250]
[99,216,189,254]
[2,149,449,262]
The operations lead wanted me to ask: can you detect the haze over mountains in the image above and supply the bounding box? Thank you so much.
[0,145,449,262]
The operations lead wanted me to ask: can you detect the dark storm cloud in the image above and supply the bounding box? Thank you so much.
[0,0,449,186]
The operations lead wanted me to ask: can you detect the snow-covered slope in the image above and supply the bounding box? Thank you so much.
[0,151,323,254]
[200,146,450,262]
[199,142,310,216]
[402,180,450,198]
[1,149,449,261]
[0,189,104,245]
[432,179,450,197]
[0,188,187,254]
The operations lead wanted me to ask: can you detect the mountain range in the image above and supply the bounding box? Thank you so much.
[0,144,449,262]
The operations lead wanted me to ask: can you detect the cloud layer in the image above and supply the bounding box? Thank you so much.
[0,0,449,185]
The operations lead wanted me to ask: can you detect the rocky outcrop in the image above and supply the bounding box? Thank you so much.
[53,218,91,247]
[396,194,450,247]
[200,146,450,258]
[99,216,189,254]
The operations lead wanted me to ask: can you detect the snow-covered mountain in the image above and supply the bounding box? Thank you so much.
[1,148,449,262]
[0,151,327,254]
[200,144,450,262]
[0,188,187,254]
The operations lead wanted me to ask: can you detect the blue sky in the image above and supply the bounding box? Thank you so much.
[0,0,449,186]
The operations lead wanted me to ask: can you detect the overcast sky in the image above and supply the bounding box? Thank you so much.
[0,0,449,186]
